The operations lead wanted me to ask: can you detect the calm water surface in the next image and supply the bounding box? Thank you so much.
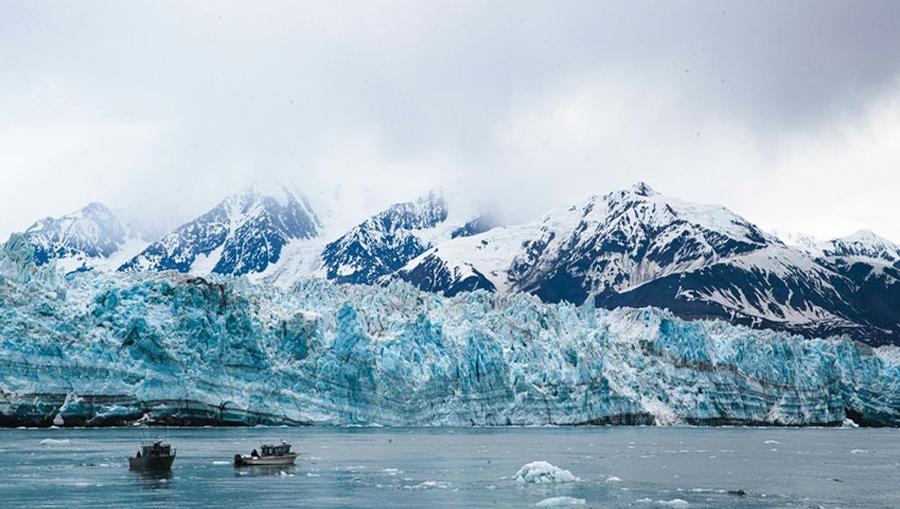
[0,427,898,508]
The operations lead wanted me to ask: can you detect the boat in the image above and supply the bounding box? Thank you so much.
[234,441,298,467]
[128,440,176,471]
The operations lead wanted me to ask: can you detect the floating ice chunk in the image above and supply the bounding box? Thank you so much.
[606,476,623,483]
[842,418,860,428]
[514,461,580,484]
[212,461,230,465]
[763,440,779,445]
[658,500,689,508]
[39,439,71,446]
[850,449,869,455]
[535,496,586,506]
[404,481,452,490]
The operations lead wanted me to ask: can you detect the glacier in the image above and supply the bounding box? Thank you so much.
[1,234,898,427]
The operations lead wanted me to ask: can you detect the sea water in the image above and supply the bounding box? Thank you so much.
[0,427,898,508]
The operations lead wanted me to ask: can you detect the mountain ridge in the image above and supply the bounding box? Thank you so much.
[119,186,320,276]
[397,183,900,345]
[8,182,899,345]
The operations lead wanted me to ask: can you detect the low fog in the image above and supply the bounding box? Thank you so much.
[2,1,899,241]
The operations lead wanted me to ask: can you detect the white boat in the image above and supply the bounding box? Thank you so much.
[234,441,298,467]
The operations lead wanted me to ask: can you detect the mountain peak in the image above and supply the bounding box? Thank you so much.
[227,182,298,209]
[19,202,127,267]
[842,229,890,244]
[119,184,320,275]
[823,229,899,262]
[629,181,656,196]
[80,202,114,216]
[321,192,450,284]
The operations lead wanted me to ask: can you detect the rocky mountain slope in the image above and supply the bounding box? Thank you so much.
[320,192,478,285]
[15,202,163,274]
[119,186,320,276]
[398,183,900,345]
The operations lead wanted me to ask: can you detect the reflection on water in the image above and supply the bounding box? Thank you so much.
[233,465,297,478]
[0,427,898,509]
[132,469,172,490]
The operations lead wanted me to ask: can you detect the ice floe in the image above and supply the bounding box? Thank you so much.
[513,461,580,484]
[404,481,452,490]
[535,496,586,506]
[39,438,71,446]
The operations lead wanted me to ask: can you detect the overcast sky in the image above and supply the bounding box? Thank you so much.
[2,1,899,242]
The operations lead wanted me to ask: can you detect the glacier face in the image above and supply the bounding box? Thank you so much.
[1,239,898,428]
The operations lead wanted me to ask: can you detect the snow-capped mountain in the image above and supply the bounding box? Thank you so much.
[398,183,900,345]
[775,229,900,262]
[319,192,454,285]
[399,182,774,296]
[22,203,125,265]
[15,202,155,274]
[9,181,897,345]
[119,186,320,276]
[820,230,900,262]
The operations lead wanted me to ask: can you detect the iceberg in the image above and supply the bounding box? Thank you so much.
[0,238,899,427]
[513,462,580,484]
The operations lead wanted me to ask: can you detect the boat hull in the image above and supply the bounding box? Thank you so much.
[129,454,176,471]
[234,453,298,467]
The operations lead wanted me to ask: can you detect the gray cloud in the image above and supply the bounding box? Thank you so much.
[1,0,899,241]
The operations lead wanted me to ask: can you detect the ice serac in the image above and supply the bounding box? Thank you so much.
[118,186,319,276]
[320,192,449,284]
[1,244,898,427]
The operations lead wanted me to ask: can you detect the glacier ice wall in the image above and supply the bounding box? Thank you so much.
[1,238,898,427]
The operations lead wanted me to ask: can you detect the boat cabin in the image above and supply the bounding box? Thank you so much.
[141,441,175,457]
[259,443,292,457]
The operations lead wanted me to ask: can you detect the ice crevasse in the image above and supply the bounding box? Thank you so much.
[1,234,898,427]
